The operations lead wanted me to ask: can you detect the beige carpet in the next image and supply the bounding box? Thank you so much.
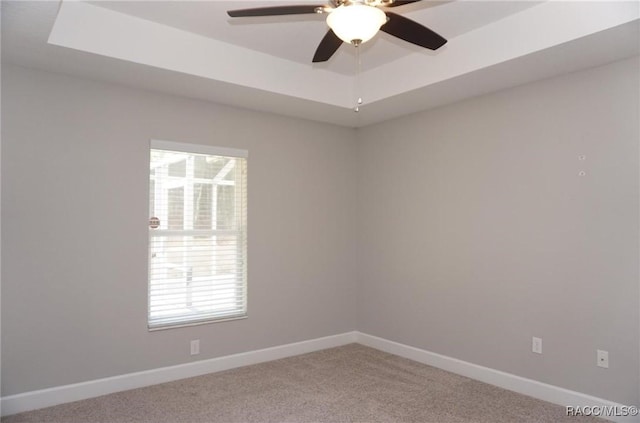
[3,344,599,423]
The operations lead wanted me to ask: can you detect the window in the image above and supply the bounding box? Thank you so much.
[148,140,247,329]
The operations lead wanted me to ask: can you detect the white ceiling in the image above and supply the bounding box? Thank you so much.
[2,1,639,127]
[89,1,542,75]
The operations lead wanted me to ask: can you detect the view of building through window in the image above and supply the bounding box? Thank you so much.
[148,144,247,329]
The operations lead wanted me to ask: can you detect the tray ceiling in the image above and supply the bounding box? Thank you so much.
[2,1,639,127]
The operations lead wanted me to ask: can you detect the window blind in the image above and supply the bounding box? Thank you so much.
[148,140,247,329]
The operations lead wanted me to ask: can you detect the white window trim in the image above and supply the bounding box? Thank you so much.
[151,139,248,159]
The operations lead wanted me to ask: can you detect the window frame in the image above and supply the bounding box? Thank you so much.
[148,139,248,331]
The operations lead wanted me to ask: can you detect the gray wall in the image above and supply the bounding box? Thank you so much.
[1,65,357,396]
[357,57,639,405]
[2,57,639,407]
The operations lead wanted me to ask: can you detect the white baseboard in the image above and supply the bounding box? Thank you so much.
[355,332,639,423]
[1,331,358,417]
[3,331,636,423]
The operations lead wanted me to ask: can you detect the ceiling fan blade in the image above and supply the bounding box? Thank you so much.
[313,29,343,62]
[381,12,447,50]
[228,5,324,17]
[386,0,423,7]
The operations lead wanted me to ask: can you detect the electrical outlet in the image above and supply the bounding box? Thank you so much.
[597,350,608,368]
[190,339,200,356]
[532,337,542,354]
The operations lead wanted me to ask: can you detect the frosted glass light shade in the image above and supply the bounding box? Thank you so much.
[326,4,387,44]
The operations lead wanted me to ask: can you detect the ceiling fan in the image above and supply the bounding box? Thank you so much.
[227,0,447,63]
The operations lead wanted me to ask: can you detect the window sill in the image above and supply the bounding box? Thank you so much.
[148,314,248,332]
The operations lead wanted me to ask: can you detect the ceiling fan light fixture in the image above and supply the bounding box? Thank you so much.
[326,4,387,44]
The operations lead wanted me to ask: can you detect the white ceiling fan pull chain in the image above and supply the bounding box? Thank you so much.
[354,42,363,112]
